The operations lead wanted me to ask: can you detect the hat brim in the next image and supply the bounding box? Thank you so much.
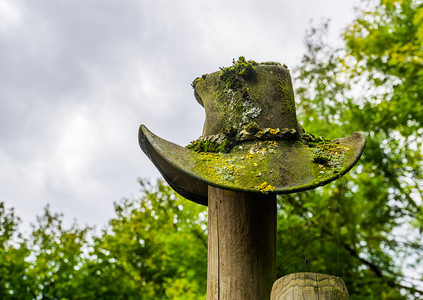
[139,125,366,206]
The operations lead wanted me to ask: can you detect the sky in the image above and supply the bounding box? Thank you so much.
[0,0,362,232]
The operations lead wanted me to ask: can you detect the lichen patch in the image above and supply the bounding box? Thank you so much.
[257,182,275,193]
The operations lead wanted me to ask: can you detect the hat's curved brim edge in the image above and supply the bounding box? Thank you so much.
[139,125,366,206]
[139,125,209,205]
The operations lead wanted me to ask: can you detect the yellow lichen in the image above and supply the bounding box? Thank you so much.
[191,77,203,88]
[318,143,349,155]
[269,128,279,135]
[257,182,275,193]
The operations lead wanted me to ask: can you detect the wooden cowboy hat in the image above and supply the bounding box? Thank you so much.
[139,58,365,205]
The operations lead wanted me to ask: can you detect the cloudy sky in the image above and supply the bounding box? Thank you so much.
[0,0,361,232]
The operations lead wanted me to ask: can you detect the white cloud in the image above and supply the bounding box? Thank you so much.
[0,0,23,30]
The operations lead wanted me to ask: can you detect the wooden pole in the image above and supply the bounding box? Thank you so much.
[207,186,277,300]
[271,272,349,300]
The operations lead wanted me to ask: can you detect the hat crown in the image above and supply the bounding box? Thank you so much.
[192,59,301,138]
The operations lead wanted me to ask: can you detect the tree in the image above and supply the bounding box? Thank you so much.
[0,181,208,299]
[0,203,33,299]
[82,179,207,299]
[286,0,423,298]
[26,205,91,299]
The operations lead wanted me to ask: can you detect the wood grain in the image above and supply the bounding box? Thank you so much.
[271,272,349,300]
[207,186,277,300]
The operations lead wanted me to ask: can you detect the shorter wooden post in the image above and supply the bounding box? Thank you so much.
[207,186,277,300]
[271,272,349,300]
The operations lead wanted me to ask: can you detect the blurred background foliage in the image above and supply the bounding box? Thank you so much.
[1,0,422,298]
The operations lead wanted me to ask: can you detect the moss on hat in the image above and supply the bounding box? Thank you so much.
[139,58,365,205]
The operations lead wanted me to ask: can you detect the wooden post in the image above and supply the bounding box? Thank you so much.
[207,186,277,300]
[271,272,349,300]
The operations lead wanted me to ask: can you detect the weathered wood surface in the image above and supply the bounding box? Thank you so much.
[271,272,349,300]
[207,186,277,300]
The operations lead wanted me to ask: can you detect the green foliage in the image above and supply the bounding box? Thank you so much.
[0,203,33,299]
[84,179,207,299]
[0,180,207,299]
[291,1,423,297]
[343,0,423,136]
[27,206,91,299]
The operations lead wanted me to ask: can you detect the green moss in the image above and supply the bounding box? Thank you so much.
[188,125,302,154]
[223,126,237,137]
[245,122,260,134]
[301,132,332,147]
[187,139,219,153]
[278,75,295,114]
[301,134,349,179]
[239,127,300,142]
[191,77,202,88]
[187,129,344,184]
[260,61,282,66]
[312,154,330,165]
[216,139,228,152]
[183,135,354,194]
[220,56,257,89]
[186,139,308,193]
[187,134,237,153]
[318,143,349,155]
[188,140,279,191]
[311,143,348,170]
[241,87,251,100]
[191,74,208,88]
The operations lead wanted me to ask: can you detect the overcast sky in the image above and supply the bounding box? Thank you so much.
[0,0,361,232]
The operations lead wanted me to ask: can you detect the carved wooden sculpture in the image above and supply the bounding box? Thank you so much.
[139,57,365,299]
